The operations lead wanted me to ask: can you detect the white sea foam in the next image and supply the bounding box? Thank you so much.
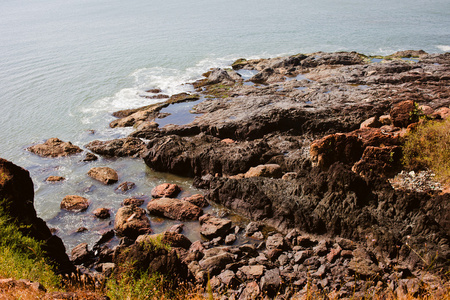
[436,45,450,52]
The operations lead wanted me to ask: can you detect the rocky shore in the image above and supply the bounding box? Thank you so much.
[3,50,449,299]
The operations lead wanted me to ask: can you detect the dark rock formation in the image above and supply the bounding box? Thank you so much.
[0,158,75,274]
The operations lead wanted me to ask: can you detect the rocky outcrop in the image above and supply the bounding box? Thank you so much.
[27,138,82,158]
[85,137,145,157]
[0,158,75,274]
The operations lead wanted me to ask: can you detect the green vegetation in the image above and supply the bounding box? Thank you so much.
[403,118,450,184]
[142,234,172,252]
[0,203,60,290]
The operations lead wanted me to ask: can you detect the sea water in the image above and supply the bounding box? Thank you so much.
[0,0,449,250]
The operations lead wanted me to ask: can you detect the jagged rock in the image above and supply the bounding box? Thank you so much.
[207,68,235,85]
[260,268,282,297]
[60,195,90,212]
[85,137,145,157]
[199,252,234,276]
[27,138,82,157]
[352,145,402,178]
[71,243,93,266]
[115,181,136,193]
[199,214,232,239]
[390,100,418,128]
[87,167,118,185]
[147,197,202,220]
[151,183,181,198]
[114,205,151,239]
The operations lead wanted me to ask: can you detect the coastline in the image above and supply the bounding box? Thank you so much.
[2,50,449,298]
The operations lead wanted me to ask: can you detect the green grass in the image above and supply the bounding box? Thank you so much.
[0,205,60,290]
[402,118,450,184]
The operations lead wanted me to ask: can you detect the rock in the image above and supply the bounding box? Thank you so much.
[113,239,188,281]
[207,68,235,85]
[199,214,232,239]
[199,252,234,275]
[240,281,261,300]
[327,245,342,263]
[348,248,382,279]
[114,205,151,239]
[182,194,208,208]
[46,176,65,182]
[0,278,47,293]
[432,106,450,119]
[60,195,90,212]
[244,164,282,178]
[245,222,263,236]
[147,197,202,220]
[419,105,434,116]
[217,270,239,288]
[27,138,82,157]
[71,243,93,266]
[115,181,136,193]
[122,197,145,206]
[94,230,115,249]
[151,183,181,198]
[260,268,282,297]
[379,115,392,125]
[87,167,118,185]
[360,116,381,129]
[83,152,98,162]
[225,234,237,245]
[282,172,297,180]
[352,146,402,178]
[85,137,145,157]
[390,100,418,128]
[266,233,287,251]
[168,223,184,234]
[239,265,265,279]
[136,231,192,250]
[93,208,110,219]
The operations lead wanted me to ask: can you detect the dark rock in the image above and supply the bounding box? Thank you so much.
[352,145,402,178]
[114,205,151,239]
[60,195,90,212]
[122,197,145,206]
[207,68,235,85]
[147,197,202,220]
[199,252,234,276]
[27,138,82,157]
[260,268,282,297]
[83,152,98,162]
[85,137,145,157]
[199,214,232,239]
[151,183,181,198]
[71,243,93,266]
[348,248,382,279]
[115,181,136,193]
[87,167,118,185]
[168,223,184,234]
[94,230,115,249]
[217,270,239,288]
[390,100,418,128]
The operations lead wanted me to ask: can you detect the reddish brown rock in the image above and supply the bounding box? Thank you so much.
[60,195,90,212]
[390,100,418,128]
[182,194,208,208]
[352,146,402,178]
[147,198,202,220]
[87,167,118,185]
[46,176,65,182]
[115,181,136,193]
[151,183,181,198]
[360,116,381,129]
[244,164,282,179]
[93,208,110,219]
[122,197,146,206]
[432,106,450,120]
[27,138,82,158]
[114,205,151,239]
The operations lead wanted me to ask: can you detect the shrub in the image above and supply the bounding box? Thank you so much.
[0,205,60,290]
[402,118,450,184]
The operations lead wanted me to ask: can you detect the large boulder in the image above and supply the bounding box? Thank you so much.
[87,167,118,185]
[85,137,145,157]
[147,198,203,221]
[27,138,82,158]
[114,205,151,239]
[0,158,75,274]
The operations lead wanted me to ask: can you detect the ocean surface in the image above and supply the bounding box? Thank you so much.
[0,0,449,251]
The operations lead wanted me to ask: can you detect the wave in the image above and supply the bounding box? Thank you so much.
[436,45,450,52]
